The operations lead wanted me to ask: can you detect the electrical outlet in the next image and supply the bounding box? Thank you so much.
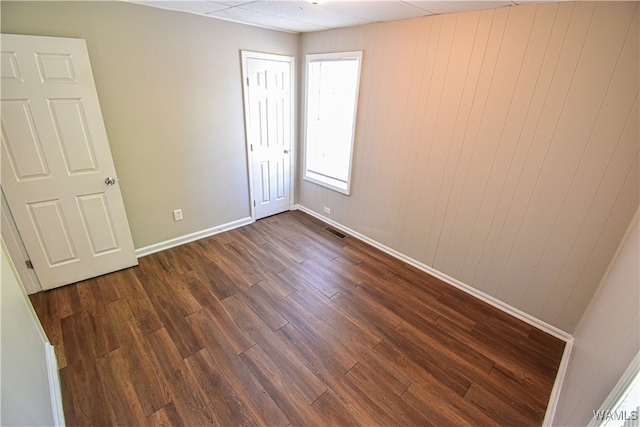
[173,209,183,221]
[323,206,331,215]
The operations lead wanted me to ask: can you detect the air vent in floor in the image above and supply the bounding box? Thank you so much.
[323,226,348,239]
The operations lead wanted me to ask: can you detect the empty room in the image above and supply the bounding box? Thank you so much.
[1,1,638,426]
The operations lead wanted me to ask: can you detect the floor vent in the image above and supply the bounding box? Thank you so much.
[323,226,348,239]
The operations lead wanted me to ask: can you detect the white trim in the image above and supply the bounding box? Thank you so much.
[135,216,253,258]
[2,239,65,425]
[543,337,574,426]
[589,352,640,426]
[293,204,573,341]
[45,342,66,427]
[302,51,363,196]
[294,203,575,425]
[1,189,42,294]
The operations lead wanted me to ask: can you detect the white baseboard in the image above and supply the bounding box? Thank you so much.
[135,216,253,258]
[543,337,574,426]
[294,204,574,426]
[45,342,65,427]
[294,204,572,341]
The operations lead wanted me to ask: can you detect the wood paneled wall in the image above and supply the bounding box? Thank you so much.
[298,1,639,333]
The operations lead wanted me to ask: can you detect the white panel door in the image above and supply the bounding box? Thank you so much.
[242,51,293,220]
[1,34,137,290]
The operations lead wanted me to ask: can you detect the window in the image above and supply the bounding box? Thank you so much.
[303,51,362,195]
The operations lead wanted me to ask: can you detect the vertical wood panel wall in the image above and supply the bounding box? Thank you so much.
[298,1,639,333]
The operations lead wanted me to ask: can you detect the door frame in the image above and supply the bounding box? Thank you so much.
[1,188,42,294]
[240,50,296,221]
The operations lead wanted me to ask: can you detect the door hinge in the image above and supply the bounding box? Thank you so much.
[246,77,250,86]
[25,260,34,269]
[250,144,253,152]
[253,200,256,207]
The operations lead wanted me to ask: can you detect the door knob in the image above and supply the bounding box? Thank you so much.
[284,149,289,154]
[104,177,118,186]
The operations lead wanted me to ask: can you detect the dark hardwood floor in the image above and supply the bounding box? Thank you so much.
[30,210,565,426]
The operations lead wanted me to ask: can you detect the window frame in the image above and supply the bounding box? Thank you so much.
[302,51,363,196]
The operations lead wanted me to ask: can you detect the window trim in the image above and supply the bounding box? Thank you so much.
[302,51,363,196]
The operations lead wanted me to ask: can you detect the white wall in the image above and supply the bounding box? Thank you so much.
[0,241,59,426]
[299,1,639,333]
[553,211,639,426]
[1,1,299,249]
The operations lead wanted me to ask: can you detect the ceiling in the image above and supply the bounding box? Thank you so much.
[125,0,551,33]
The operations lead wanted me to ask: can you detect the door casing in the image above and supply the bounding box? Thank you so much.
[241,50,295,221]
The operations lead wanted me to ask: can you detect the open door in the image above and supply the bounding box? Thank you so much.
[241,51,294,220]
[1,34,138,290]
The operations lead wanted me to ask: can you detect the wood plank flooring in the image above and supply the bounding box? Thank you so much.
[30,210,565,426]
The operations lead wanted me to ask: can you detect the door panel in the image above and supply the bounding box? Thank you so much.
[260,161,271,203]
[27,199,77,266]
[2,100,51,180]
[36,52,76,83]
[49,99,98,174]
[242,52,293,220]
[76,193,120,255]
[1,34,137,290]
